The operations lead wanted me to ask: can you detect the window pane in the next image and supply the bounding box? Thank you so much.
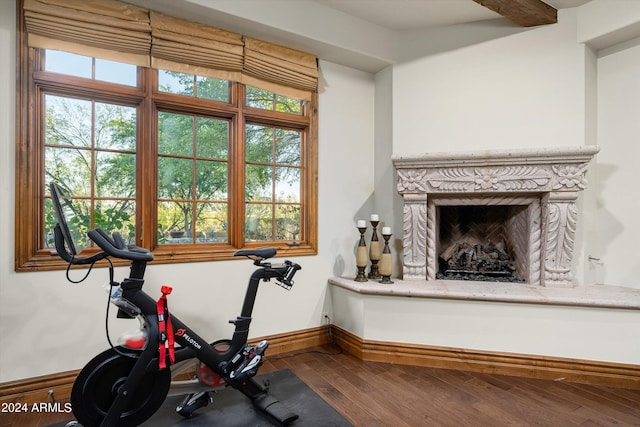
[195,202,228,242]
[44,94,138,248]
[276,129,301,165]
[43,196,91,251]
[95,103,137,151]
[196,160,228,200]
[158,157,194,199]
[45,147,92,196]
[276,94,302,114]
[158,201,226,245]
[45,50,91,79]
[275,167,300,203]
[158,70,194,96]
[95,58,137,86]
[246,86,273,109]
[96,152,136,198]
[246,164,273,201]
[196,76,229,102]
[246,124,273,163]
[246,85,302,115]
[275,204,300,240]
[44,197,57,249]
[245,203,273,241]
[158,112,194,156]
[158,201,193,244]
[94,200,136,245]
[45,95,92,147]
[196,117,228,159]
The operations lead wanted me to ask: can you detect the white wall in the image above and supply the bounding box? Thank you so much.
[593,44,640,287]
[0,0,376,382]
[393,10,588,154]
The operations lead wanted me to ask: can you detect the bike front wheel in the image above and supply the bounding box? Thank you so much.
[71,347,171,427]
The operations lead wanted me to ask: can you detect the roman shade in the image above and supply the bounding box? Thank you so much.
[21,0,318,99]
[23,0,151,66]
[243,37,319,100]
[150,11,244,83]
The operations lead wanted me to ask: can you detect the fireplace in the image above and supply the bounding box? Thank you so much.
[392,146,599,287]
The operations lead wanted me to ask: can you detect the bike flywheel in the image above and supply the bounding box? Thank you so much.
[70,347,171,427]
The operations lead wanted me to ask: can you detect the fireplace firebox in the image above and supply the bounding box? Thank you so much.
[437,204,528,282]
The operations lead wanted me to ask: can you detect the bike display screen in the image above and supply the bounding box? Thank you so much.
[50,182,87,255]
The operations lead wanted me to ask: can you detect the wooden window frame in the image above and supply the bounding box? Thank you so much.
[15,17,318,272]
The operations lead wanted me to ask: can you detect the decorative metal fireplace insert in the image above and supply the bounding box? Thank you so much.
[392,146,599,287]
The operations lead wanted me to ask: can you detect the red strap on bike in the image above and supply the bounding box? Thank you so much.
[157,285,175,370]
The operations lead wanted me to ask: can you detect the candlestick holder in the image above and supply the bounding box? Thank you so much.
[379,231,394,284]
[368,220,382,279]
[355,225,368,282]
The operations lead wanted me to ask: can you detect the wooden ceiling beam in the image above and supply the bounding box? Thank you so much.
[472,0,558,27]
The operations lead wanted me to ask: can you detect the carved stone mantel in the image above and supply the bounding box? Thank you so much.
[392,146,600,287]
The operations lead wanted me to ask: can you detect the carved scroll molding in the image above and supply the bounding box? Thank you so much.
[402,195,427,280]
[392,146,599,287]
[543,192,579,287]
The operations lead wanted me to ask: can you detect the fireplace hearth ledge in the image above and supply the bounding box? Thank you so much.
[328,276,640,310]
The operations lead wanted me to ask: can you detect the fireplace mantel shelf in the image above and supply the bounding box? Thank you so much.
[328,277,640,310]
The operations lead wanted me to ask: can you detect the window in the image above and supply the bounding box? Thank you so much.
[15,2,318,271]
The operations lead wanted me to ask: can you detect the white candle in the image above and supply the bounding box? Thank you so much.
[370,214,379,221]
[382,227,391,235]
[357,220,366,228]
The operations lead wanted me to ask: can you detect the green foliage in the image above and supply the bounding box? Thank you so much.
[157,111,229,240]
[246,86,302,114]
[158,70,229,102]
[44,96,136,247]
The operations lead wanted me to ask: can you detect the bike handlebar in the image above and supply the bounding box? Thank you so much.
[87,228,155,263]
[54,224,108,265]
[279,260,302,288]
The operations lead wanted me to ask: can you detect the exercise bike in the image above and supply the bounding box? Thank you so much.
[49,182,302,426]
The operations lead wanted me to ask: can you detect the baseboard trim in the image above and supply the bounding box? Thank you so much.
[0,326,331,404]
[248,325,332,354]
[4,324,637,405]
[331,325,640,390]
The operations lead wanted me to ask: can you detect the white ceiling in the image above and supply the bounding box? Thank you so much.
[129,0,595,73]
[312,0,592,31]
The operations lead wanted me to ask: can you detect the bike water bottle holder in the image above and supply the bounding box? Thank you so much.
[111,296,142,319]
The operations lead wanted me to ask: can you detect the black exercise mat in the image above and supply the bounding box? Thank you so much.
[49,369,352,427]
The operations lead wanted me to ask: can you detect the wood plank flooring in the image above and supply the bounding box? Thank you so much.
[3,344,639,426]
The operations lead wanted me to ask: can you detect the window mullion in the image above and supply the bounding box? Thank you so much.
[271,127,277,240]
[139,68,155,249]
[229,83,246,249]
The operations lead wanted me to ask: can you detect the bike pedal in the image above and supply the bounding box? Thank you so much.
[176,392,213,418]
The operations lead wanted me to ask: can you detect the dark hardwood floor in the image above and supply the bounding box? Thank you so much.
[262,345,640,426]
[4,344,640,426]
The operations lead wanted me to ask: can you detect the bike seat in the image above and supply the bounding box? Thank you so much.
[234,247,277,260]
